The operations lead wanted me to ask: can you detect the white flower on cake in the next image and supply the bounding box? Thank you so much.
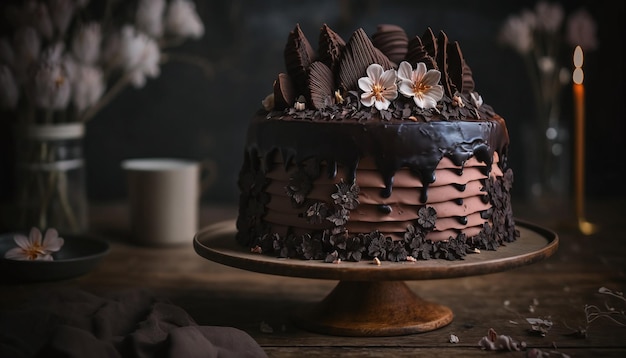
[358,63,398,111]
[397,61,443,109]
[4,227,64,261]
[165,0,205,39]
[470,92,483,108]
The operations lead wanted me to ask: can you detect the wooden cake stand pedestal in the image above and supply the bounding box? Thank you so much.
[193,220,558,337]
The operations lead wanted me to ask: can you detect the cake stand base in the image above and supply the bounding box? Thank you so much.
[294,280,452,336]
[193,219,558,337]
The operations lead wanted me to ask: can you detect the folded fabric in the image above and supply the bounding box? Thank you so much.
[0,288,267,358]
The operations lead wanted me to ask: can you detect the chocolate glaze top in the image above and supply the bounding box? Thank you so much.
[245,115,509,203]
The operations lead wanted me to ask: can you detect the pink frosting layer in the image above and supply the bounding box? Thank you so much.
[263,153,502,242]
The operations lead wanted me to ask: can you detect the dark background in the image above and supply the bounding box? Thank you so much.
[1,0,624,207]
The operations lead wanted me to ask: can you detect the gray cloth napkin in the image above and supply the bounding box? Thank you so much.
[0,288,267,358]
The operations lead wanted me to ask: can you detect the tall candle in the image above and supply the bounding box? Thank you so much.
[572,46,585,221]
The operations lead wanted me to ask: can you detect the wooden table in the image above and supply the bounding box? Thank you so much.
[2,199,625,357]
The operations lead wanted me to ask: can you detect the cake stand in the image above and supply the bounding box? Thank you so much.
[193,219,558,336]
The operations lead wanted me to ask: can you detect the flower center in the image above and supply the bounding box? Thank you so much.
[372,84,385,101]
[413,82,430,95]
[24,244,46,260]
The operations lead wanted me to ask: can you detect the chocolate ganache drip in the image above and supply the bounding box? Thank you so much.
[246,119,509,203]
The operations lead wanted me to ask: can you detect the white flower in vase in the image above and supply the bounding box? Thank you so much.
[72,65,104,112]
[28,61,72,110]
[136,0,166,38]
[48,0,75,37]
[0,65,19,109]
[12,27,41,82]
[72,22,101,65]
[534,1,564,33]
[498,15,533,55]
[28,1,55,41]
[0,37,15,67]
[165,0,205,39]
[118,25,161,88]
[566,9,598,51]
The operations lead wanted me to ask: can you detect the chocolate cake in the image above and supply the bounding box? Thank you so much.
[236,24,518,262]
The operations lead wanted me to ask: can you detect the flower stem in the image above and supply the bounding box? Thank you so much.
[81,73,132,122]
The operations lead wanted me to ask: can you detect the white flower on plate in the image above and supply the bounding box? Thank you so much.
[4,227,64,261]
[72,64,104,112]
[397,61,443,109]
[165,0,205,39]
[136,0,166,38]
[118,25,161,88]
[358,63,398,111]
[0,65,19,109]
[72,22,101,65]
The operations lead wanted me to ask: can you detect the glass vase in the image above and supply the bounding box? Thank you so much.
[15,123,88,234]
[522,115,571,218]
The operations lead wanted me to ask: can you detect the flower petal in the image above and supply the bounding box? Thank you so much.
[422,70,442,87]
[36,254,54,261]
[4,247,28,260]
[358,77,374,92]
[374,98,390,110]
[415,62,428,79]
[426,85,444,103]
[29,227,42,246]
[398,81,415,98]
[379,69,398,88]
[13,234,30,250]
[397,61,413,82]
[360,93,375,107]
[42,228,64,252]
[365,63,383,81]
[381,87,398,101]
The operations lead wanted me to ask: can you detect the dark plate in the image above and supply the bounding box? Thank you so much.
[0,232,110,282]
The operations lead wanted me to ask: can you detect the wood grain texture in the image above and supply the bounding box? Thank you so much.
[1,200,625,357]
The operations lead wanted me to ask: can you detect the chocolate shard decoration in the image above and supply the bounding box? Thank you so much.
[406,35,437,70]
[421,27,438,59]
[338,28,392,92]
[447,41,475,95]
[371,24,408,65]
[308,61,335,109]
[447,41,463,95]
[273,73,295,110]
[462,62,475,94]
[436,30,453,97]
[318,24,346,75]
[284,24,317,102]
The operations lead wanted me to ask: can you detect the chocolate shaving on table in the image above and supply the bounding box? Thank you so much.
[406,35,437,70]
[338,28,392,92]
[318,24,345,75]
[309,61,336,109]
[284,24,317,102]
[273,73,295,110]
[371,24,409,66]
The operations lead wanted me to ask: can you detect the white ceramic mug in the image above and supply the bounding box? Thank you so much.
[121,158,216,246]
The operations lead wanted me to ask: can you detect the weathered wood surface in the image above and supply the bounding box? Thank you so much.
[1,199,625,357]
